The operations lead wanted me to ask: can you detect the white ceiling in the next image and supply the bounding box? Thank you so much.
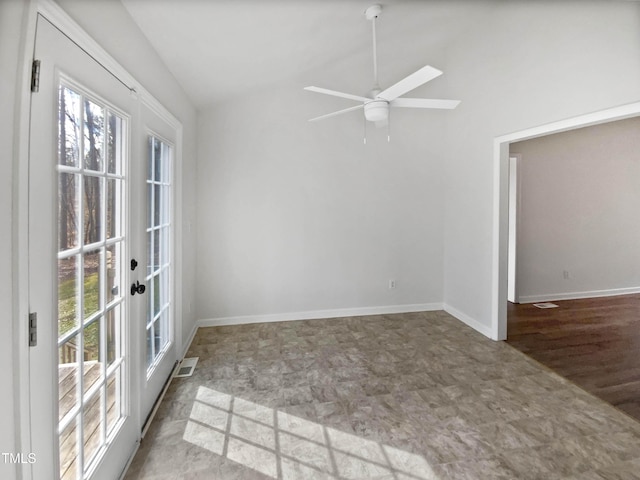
[121,0,498,109]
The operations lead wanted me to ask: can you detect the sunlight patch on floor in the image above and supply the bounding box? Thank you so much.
[182,385,440,479]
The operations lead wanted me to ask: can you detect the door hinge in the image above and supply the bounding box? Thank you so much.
[29,312,37,347]
[30,59,40,93]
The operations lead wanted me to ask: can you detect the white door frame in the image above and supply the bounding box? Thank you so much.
[507,154,521,304]
[492,102,640,341]
[12,1,39,477]
[12,1,184,478]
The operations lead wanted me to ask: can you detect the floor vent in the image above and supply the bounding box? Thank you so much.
[175,357,198,377]
[533,302,559,309]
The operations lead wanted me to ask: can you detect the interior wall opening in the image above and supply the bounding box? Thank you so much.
[495,108,640,421]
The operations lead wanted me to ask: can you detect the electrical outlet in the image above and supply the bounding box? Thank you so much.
[389,279,396,289]
[563,270,570,280]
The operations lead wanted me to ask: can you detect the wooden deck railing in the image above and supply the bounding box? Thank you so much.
[58,362,117,480]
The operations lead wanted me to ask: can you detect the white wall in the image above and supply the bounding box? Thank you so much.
[510,117,640,302]
[55,0,199,350]
[196,83,447,321]
[443,1,640,330]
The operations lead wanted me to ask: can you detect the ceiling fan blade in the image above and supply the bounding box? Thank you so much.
[377,65,443,102]
[308,104,364,122]
[304,86,370,103]
[391,98,461,109]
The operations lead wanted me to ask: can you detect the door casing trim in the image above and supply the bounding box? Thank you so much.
[492,102,640,341]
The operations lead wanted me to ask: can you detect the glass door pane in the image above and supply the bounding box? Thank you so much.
[146,136,172,371]
[57,84,127,479]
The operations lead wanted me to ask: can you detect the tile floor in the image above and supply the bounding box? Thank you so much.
[124,311,640,479]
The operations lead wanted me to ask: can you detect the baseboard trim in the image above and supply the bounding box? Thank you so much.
[181,321,199,358]
[198,303,443,328]
[518,286,640,304]
[443,304,494,339]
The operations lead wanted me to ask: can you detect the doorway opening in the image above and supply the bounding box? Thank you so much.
[494,105,640,422]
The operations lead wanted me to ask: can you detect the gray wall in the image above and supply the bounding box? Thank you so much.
[511,117,640,302]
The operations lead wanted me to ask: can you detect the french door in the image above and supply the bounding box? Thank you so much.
[28,15,176,480]
[136,102,177,424]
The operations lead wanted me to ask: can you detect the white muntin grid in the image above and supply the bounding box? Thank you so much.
[56,80,128,479]
[145,134,173,374]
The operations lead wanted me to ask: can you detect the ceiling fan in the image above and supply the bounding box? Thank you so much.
[304,4,460,130]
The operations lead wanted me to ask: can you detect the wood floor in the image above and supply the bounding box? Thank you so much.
[507,294,640,422]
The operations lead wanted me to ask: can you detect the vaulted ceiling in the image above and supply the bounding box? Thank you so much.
[121,0,498,109]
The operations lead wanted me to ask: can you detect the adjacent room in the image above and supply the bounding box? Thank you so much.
[2,1,640,479]
[506,117,640,421]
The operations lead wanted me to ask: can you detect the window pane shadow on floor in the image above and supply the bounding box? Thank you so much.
[181,386,438,480]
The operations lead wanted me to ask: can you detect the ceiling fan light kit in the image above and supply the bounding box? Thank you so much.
[304,4,461,142]
[364,100,388,122]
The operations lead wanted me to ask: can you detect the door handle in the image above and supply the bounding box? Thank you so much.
[130,281,146,296]
[130,259,138,271]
